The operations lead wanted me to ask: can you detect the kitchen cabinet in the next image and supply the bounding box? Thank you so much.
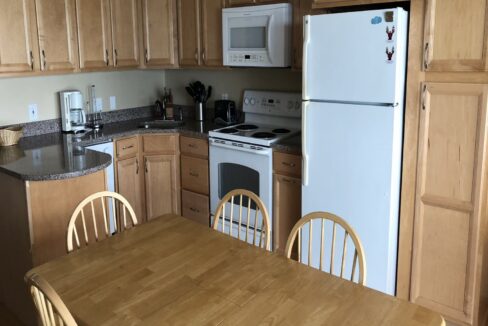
[410,82,488,326]
[0,0,39,73]
[144,154,179,220]
[77,0,139,71]
[114,136,145,222]
[226,0,283,5]
[423,0,488,72]
[115,134,181,223]
[142,0,178,67]
[0,170,106,326]
[177,0,225,67]
[76,0,113,70]
[272,151,301,255]
[291,0,303,70]
[34,0,79,72]
[180,136,210,226]
[110,0,140,68]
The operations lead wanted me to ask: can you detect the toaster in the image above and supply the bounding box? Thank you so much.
[214,100,237,125]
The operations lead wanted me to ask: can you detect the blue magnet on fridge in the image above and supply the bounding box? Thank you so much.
[371,16,382,24]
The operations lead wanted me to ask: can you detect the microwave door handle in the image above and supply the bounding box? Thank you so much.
[267,15,274,64]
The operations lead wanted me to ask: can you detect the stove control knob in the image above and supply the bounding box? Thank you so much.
[244,97,250,105]
[250,98,256,105]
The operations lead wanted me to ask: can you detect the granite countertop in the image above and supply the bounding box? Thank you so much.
[0,118,301,181]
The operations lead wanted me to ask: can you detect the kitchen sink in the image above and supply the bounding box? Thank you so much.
[138,120,185,129]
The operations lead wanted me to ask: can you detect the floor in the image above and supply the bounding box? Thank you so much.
[0,303,24,326]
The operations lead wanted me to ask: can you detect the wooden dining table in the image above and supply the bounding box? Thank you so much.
[29,214,444,326]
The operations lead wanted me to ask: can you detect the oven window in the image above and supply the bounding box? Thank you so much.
[218,163,259,209]
[230,27,266,49]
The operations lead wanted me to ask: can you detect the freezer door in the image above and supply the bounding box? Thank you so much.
[301,101,403,295]
[303,8,408,104]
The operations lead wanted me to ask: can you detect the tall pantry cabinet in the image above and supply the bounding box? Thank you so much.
[397,1,488,325]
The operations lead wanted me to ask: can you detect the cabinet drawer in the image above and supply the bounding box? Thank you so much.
[273,152,301,176]
[142,134,178,153]
[181,156,209,195]
[115,136,139,158]
[180,136,208,158]
[182,190,209,226]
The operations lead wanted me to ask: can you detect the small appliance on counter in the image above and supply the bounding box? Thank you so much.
[186,81,212,121]
[214,100,237,126]
[59,90,87,133]
[86,85,103,130]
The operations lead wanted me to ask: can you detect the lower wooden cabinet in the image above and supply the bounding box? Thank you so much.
[116,156,144,222]
[273,151,302,255]
[182,189,210,225]
[144,154,179,220]
[114,134,180,223]
[180,136,210,226]
[409,83,488,326]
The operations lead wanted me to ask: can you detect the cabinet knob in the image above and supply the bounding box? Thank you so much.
[202,48,206,63]
[189,207,200,213]
[114,49,118,66]
[423,42,430,70]
[145,49,149,64]
[136,158,139,174]
[189,171,199,177]
[29,51,34,70]
[41,50,46,70]
[194,49,198,63]
[282,161,296,168]
[105,49,109,66]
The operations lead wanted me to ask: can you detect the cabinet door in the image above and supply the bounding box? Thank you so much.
[227,0,254,5]
[34,0,79,71]
[410,83,488,324]
[110,0,140,68]
[200,0,224,67]
[273,174,301,256]
[142,0,178,67]
[181,155,209,195]
[0,0,38,73]
[423,0,488,71]
[76,0,113,70]
[177,0,200,66]
[144,154,180,220]
[116,157,144,223]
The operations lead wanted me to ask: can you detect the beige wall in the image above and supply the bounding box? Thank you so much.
[0,70,165,125]
[165,68,302,107]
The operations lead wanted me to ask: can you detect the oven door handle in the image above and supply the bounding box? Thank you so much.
[210,141,272,156]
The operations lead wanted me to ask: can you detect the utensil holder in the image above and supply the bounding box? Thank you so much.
[195,102,205,121]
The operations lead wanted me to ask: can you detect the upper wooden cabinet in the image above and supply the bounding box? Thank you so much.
[177,0,224,67]
[201,0,225,67]
[0,0,39,73]
[410,83,488,325]
[177,0,200,66]
[423,0,488,72]
[142,0,178,67]
[110,0,140,68]
[226,0,283,5]
[76,0,113,70]
[34,0,79,72]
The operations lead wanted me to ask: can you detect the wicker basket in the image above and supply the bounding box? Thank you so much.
[0,127,23,147]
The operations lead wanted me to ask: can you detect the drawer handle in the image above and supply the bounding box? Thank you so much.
[189,207,200,213]
[188,144,197,148]
[282,162,296,167]
[122,145,134,150]
[189,171,199,177]
[282,177,297,184]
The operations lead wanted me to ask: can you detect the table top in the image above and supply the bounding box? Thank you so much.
[30,214,444,326]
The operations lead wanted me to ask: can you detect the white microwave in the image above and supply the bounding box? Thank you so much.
[222,3,292,67]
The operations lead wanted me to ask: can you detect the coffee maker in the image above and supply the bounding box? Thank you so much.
[59,90,86,133]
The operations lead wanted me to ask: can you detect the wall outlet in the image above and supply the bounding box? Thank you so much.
[109,96,116,110]
[28,104,38,121]
[95,98,103,112]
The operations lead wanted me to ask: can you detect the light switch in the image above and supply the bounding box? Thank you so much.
[28,104,38,121]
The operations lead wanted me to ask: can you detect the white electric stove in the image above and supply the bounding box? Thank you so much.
[209,90,301,250]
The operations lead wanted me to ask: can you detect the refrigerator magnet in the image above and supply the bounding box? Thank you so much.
[386,26,395,42]
[386,46,395,63]
[371,16,382,24]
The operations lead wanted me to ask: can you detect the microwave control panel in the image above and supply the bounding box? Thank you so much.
[227,53,269,65]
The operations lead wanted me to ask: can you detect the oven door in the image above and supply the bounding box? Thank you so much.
[209,139,273,238]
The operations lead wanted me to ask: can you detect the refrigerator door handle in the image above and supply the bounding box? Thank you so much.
[302,16,311,100]
[302,101,309,186]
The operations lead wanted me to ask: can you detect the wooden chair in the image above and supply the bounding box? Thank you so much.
[67,191,138,252]
[285,211,367,285]
[25,272,77,326]
[212,189,271,250]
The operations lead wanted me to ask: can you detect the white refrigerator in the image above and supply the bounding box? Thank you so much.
[301,8,408,295]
